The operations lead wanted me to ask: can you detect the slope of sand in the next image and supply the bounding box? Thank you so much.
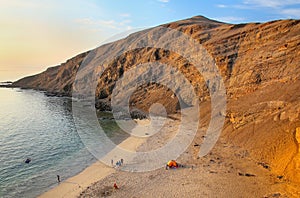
[80,137,298,198]
[79,109,300,198]
[41,109,300,198]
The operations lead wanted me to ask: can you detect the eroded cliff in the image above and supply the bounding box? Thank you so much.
[12,16,300,183]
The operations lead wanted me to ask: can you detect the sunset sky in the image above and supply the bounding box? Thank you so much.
[1,0,300,81]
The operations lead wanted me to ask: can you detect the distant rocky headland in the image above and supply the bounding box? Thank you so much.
[11,16,300,183]
[0,81,13,87]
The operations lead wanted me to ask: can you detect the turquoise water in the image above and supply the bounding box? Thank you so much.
[0,88,100,198]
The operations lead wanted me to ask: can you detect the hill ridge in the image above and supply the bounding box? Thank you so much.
[12,16,300,184]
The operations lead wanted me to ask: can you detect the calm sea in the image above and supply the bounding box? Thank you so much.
[0,88,115,198]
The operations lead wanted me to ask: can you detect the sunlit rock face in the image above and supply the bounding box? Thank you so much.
[12,16,300,182]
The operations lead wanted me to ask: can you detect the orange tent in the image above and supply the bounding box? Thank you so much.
[167,160,178,168]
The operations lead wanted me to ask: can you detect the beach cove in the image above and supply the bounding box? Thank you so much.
[40,108,300,197]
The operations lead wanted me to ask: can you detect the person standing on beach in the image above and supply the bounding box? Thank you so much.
[111,159,114,167]
[114,183,119,189]
[57,175,60,183]
[120,158,124,165]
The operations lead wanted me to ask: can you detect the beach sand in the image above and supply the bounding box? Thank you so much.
[79,135,297,197]
[40,110,300,198]
[39,161,114,198]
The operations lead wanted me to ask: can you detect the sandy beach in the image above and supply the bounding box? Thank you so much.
[38,161,114,198]
[40,111,300,198]
[79,135,299,198]
[39,119,149,198]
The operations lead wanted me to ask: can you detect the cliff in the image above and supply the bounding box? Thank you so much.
[13,51,89,95]
[12,16,300,183]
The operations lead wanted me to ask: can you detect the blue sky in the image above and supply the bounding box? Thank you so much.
[0,0,300,81]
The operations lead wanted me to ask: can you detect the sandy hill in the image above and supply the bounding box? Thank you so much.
[12,15,300,185]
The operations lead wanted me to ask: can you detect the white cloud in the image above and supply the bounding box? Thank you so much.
[243,0,300,8]
[158,0,170,3]
[280,8,300,18]
[213,16,246,23]
[218,0,300,18]
[242,0,300,18]
[219,0,300,9]
[120,13,131,18]
[216,4,228,8]
[76,18,133,31]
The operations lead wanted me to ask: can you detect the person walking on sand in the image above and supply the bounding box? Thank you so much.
[111,159,114,167]
[57,175,60,183]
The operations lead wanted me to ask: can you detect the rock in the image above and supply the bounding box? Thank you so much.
[238,172,256,177]
[263,192,282,198]
[25,158,31,164]
[12,18,300,118]
[279,111,287,120]
[95,99,111,111]
[277,175,283,179]
[130,108,147,120]
[258,162,270,170]
[289,112,299,122]
[209,159,216,164]
[273,114,279,121]
[245,173,256,177]
[279,111,299,121]
[230,113,235,123]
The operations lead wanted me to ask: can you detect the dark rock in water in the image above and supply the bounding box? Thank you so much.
[45,92,69,97]
[25,158,31,164]
[0,81,13,88]
[95,99,111,111]
[45,92,57,97]
[112,107,148,120]
[130,108,147,120]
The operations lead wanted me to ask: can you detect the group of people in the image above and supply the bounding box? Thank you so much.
[111,158,124,167]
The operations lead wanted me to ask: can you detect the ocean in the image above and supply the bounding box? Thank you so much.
[0,88,116,198]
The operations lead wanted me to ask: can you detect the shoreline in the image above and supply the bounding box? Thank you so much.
[38,161,115,198]
[39,120,149,198]
[38,108,300,197]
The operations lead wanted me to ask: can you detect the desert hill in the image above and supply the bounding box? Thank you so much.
[12,15,300,184]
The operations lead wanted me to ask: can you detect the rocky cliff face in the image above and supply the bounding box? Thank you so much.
[12,16,300,183]
[13,51,89,95]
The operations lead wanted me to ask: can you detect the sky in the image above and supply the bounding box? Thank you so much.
[0,0,300,81]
